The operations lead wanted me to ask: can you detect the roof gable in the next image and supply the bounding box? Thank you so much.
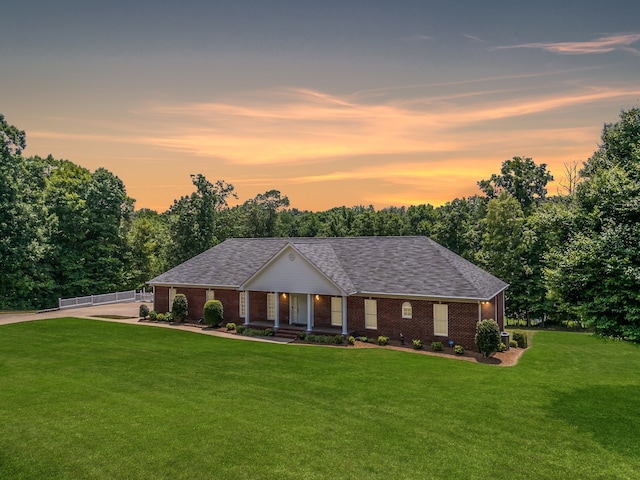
[242,244,345,296]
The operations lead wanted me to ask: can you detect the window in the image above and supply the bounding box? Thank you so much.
[365,299,377,330]
[267,293,276,320]
[331,297,342,327]
[402,301,412,319]
[206,290,215,302]
[239,292,246,318]
[434,304,448,336]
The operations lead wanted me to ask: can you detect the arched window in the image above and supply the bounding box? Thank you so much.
[402,302,412,319]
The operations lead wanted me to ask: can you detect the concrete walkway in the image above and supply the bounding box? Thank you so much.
[0,303,294,344]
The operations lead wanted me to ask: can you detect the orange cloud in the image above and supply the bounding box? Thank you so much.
[494,33,640,55]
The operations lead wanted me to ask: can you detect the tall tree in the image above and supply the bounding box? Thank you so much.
[547,107,640,340]
[240,189,290,238]
[478,156,554,212]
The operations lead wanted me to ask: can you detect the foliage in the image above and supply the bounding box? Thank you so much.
[171,294,188,322]
[378,335,389,346]
[412,339,423,350]
[236,324,246,334]
[240,328,275,337]
[203,300,224,327]
[509,340,518,348]
[139,304,149,319]
[226,322,236,331]
[453,344,464,355]
[347,335,355,345]
[148,310,158,321]
[357,336,369,343]
[304,334,343,344]
[475,319,501,357]
[297,331,307,340]
[511,331,528,349]
[498,342,507,352]
[478,156,554,212]
[431,341,443,352]
[156,313,166,322]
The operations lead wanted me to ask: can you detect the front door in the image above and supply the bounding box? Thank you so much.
[290,294,308,325]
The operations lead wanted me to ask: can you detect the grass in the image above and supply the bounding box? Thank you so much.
[1,319,640,479]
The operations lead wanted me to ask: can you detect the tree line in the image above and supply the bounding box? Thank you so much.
[1,109,639,341]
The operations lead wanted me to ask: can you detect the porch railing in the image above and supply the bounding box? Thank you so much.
[58,289,153,309]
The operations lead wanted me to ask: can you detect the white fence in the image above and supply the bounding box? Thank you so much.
[59,290,153,309]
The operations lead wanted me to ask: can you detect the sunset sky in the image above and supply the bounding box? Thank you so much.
[2,1,639,212]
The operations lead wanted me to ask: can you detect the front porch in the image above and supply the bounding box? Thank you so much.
[246,320,348,338]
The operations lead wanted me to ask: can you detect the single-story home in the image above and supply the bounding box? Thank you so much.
[149,236,508,349]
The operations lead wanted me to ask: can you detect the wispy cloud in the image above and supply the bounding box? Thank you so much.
[464,34,484,43]
[403,34,433,42]
[494,33,640,55]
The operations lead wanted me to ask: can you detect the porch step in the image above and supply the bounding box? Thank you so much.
[272,328,301,340]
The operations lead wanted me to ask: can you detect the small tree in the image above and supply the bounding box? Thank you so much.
[475,319,501,357]
[139,304,149,319]
[203,299,224,327]
[172,294,188,322]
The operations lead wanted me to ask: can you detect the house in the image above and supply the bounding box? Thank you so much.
[148,236,508,349]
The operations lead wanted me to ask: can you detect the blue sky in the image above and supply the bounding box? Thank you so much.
[2,0,639,210]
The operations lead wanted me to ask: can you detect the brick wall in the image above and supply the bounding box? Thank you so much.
[313,295,332,328]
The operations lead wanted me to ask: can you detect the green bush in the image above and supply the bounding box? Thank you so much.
[264,328,275,337]
[172,294,188,322]
[357,336,368,343]
[203,300,224,327]
[226,322,236,331]
[475,319,501,357]
[431,341,443,351]
[453,344,464,355]
[412,339,423,350]
[512,330,528,348]
[297,331,307,340]
[148,310,158,321]
[166,312,174,322]
[157,313,166,322]
[509,339,518,348]
[498,342,507,352]
[333,335,344,345]
[378,335,389,346]
[236,324,246,334]
[347,336,355,345]
[139,304,149,319]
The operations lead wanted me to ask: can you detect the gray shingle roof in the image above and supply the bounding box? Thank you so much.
[149,236,508,300]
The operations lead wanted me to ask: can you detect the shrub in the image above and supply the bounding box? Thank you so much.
[157,313,166,322]
[172,294,188,322]
[498,342,507,352]
[236,324,246,334]
[165,312,174,322]
[264,328,275,336]
[148,310,158,321]
[347,336,356,345]
[226,322,236,331]
[512,330,528,348]
[412,339,423,350]
[510,339,518,348]
[298,331,307,340]
[139,304,149,319]
[333,335,344,345]
[378,335,389,346]
[358,336,368,343]
[431,341,443,351]
[203,300,224,327]
[475,319,501,357]
[453,344,464,355]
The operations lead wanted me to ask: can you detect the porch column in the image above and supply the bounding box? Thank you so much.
[274,291,280,332]
[478,301,482,323]
[306,293,313,332]
[244,291,250,325]
[341,296,348,336]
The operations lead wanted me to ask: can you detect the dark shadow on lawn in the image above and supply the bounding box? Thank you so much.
[550,385,640,458]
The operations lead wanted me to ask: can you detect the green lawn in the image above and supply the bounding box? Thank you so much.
[1,319,639,479]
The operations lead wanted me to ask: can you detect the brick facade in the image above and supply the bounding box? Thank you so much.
[153,286,504,350]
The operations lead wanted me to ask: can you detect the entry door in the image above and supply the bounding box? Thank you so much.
[291,294,308,325]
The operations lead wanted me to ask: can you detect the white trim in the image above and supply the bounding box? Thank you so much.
[341,296,348,336]
[402,301,412,319]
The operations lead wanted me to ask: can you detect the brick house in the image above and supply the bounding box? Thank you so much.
[149,237,508,349]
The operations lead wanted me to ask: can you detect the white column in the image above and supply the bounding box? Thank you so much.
[274,292,280,331]
[478,301,482,323]
[306,293,313,332]
[341,296,348,336]
[244,291,250,325]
